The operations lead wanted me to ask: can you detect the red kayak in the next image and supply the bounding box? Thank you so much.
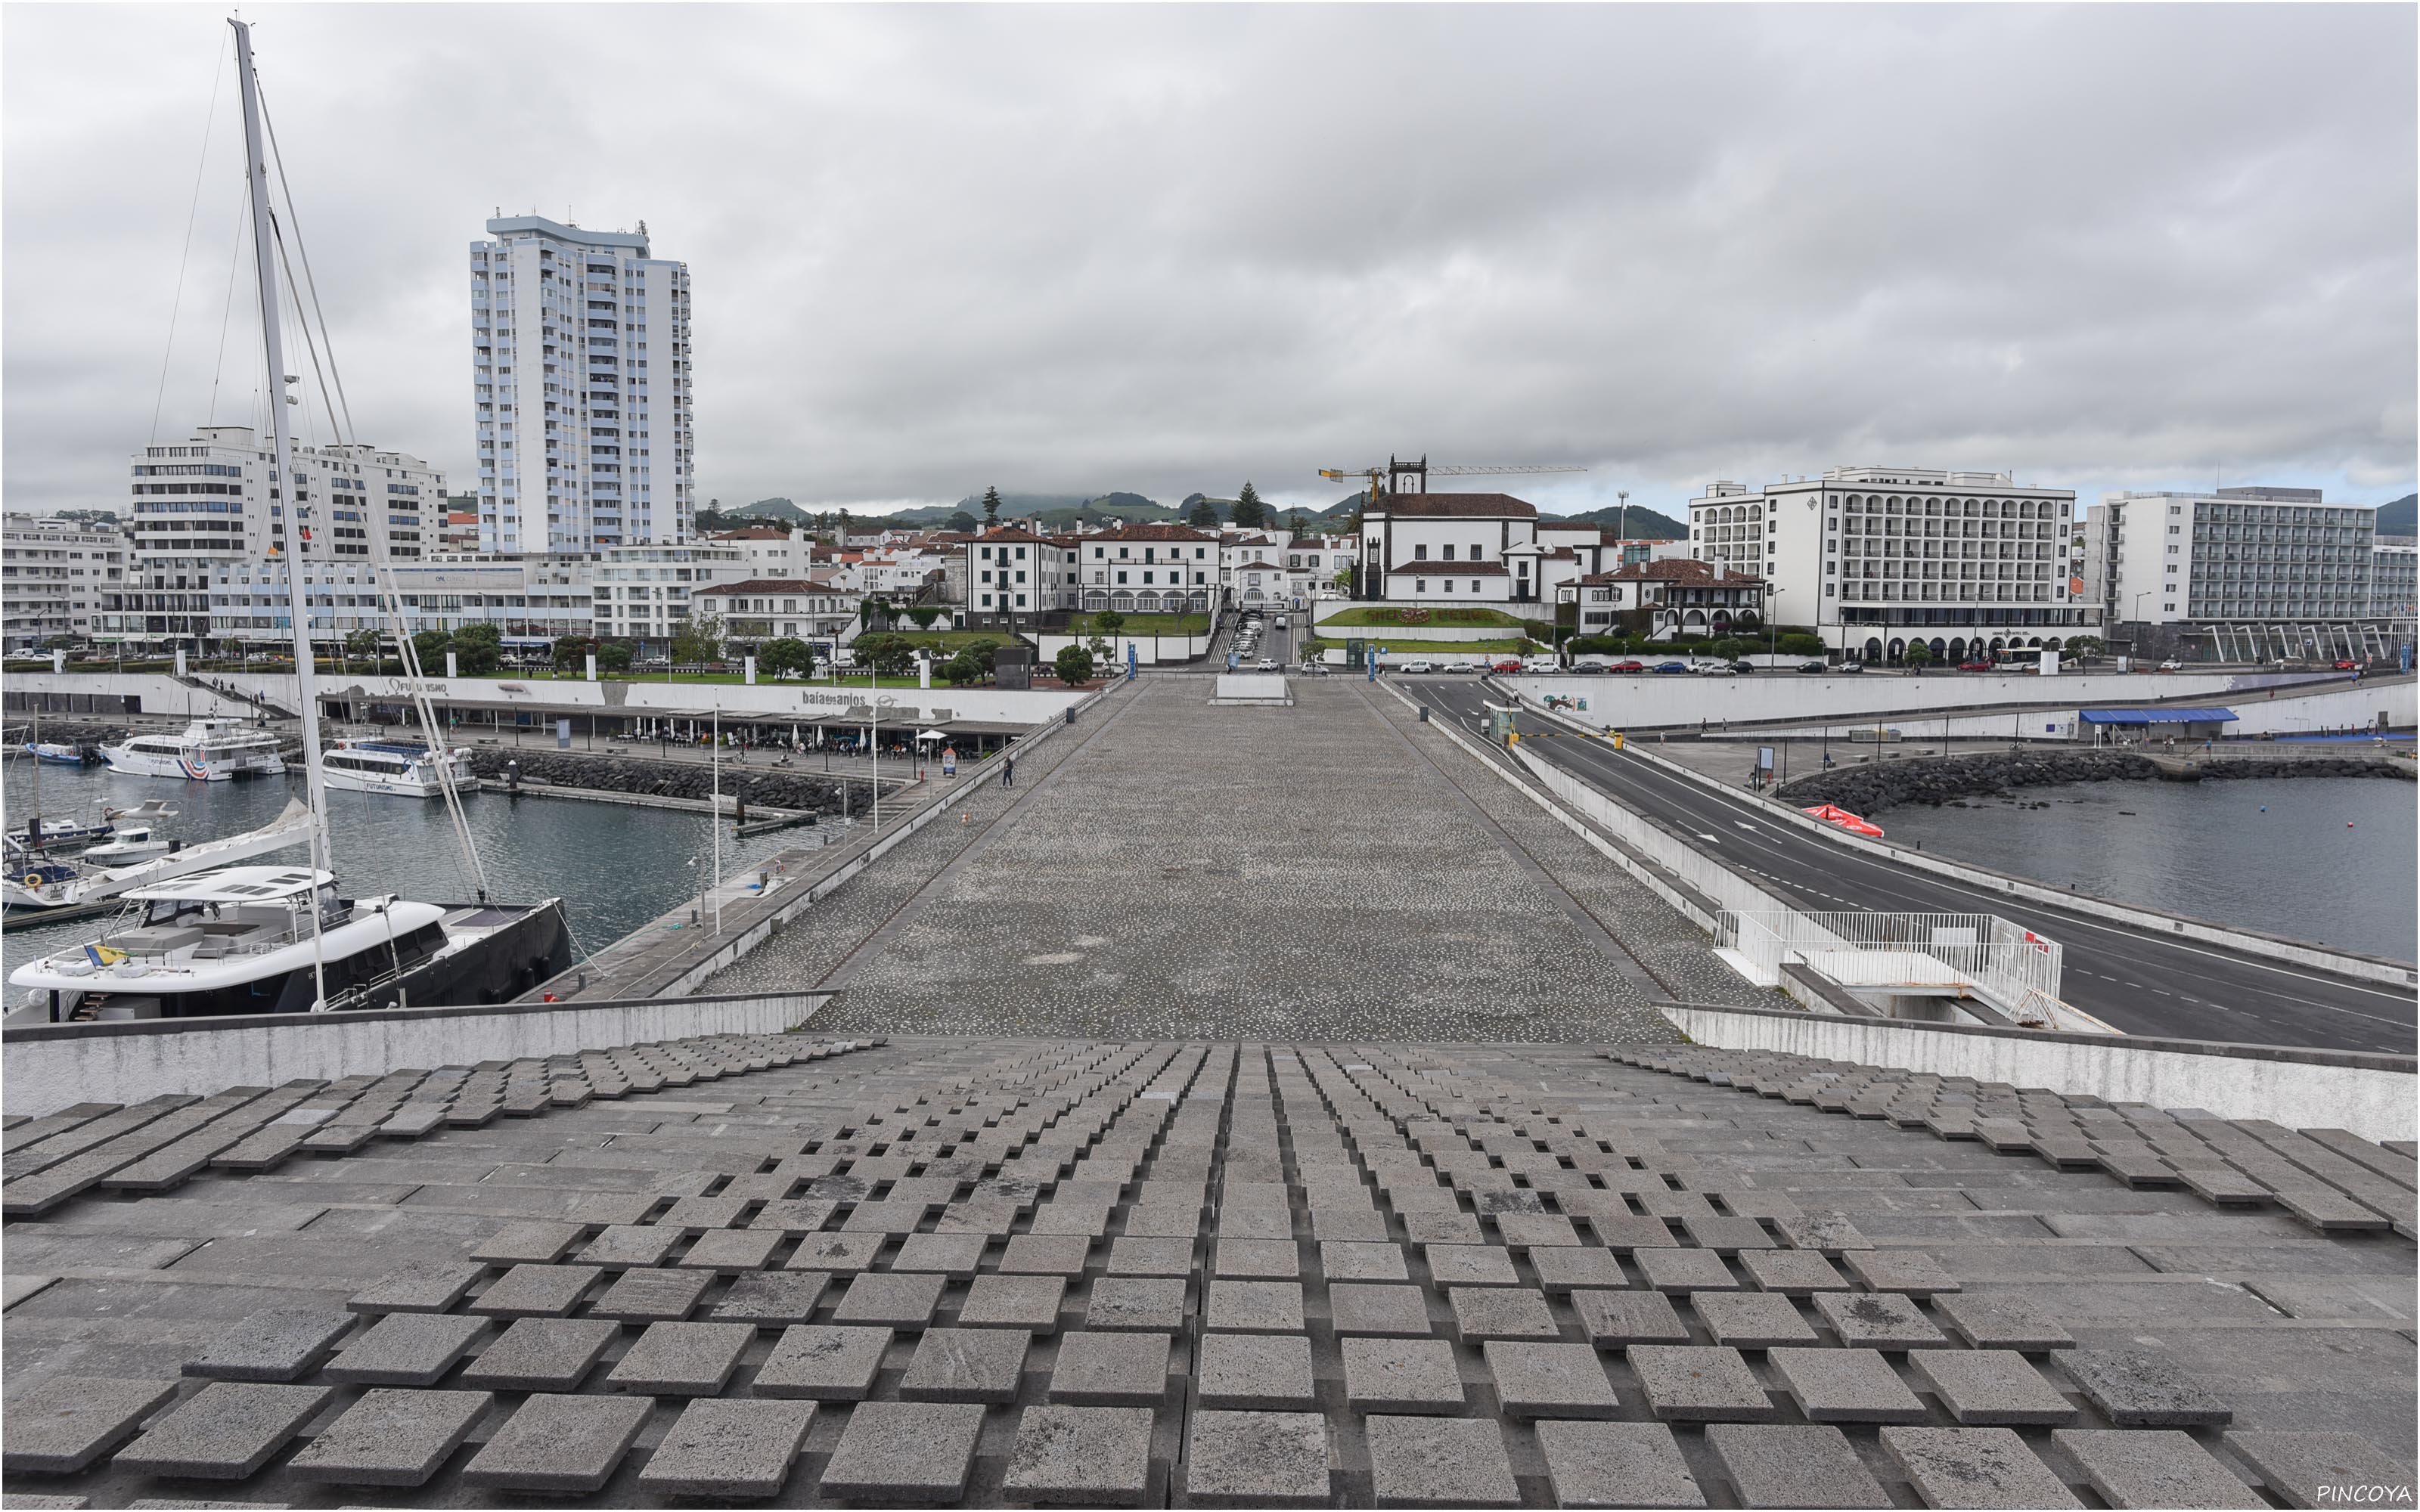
[1801,803,1885,838]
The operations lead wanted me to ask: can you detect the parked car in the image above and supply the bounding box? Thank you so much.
[1730,661,1756,674]
[1400,659,1437,674]
[1491,659,1524,673]
[1696,662,1736,677]
[1838,661,1865,674]
[1522,656,1560,672]
[1568,663,1606,675]
[1959,660,1995,672]
[1610,660,1646,674]
[2158,659,2184,672]
[2333,658,2358,671]
[1797,660,1826,674]
[1651,661,1690,674]
[1253,658,1277,671]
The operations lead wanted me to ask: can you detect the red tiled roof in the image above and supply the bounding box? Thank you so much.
[1578,559,1764,586]
[696,578,854,596]
[709,526,793,541]
[1370,492,1537,519]
[1096,524,1219,544]
[973,527,1056,545]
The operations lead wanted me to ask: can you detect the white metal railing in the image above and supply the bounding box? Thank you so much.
[1717,909,2064,1007]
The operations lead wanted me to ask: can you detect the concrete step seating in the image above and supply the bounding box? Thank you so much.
[2,1037,2411,1507]
[1608,1045,2418,1238]
[0,1035,880,1219]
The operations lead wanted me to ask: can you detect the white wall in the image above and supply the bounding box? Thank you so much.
[1501,669,2350,731]
[2,991,825,1119]
[1661,1003,2416,1145]
[1745,677,2416,742]
[5,671,1087,729]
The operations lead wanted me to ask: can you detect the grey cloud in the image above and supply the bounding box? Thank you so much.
[5,3,2410,522]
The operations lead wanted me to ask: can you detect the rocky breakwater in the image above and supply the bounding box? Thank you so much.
[1779,748,2409,815]
[463,748,865,817]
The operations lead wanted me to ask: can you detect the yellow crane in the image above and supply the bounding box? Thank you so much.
[1318,454,1585,507]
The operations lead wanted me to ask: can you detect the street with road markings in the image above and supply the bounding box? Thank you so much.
[1406,674,2418,1054]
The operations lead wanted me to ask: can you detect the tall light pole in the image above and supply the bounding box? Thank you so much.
[1617,491,1629,544]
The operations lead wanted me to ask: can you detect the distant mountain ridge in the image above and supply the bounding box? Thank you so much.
[700,488,1689,539]
[2378,493,2416,535]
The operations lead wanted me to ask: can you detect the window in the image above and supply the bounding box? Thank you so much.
[1414,544,1428,560]
[1442,545,1456,562]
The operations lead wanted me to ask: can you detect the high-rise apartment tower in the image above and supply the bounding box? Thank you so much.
[470,215,693,552]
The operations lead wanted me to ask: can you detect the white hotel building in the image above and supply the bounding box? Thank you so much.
[2,515,129,649]
[1690,467,2092,663]
[119,426,442,646]
[471,216,693,553]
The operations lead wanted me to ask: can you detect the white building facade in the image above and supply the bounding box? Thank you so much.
[1355,494,1534,603]
[695,579,862,657]
[1691,467,2090,663]
[2373,541,2416,621]
[1077,525,1217,615]
[119,426,443,645]
[589,542,748,640]
[2083,487,2378,626]
[471,216,693,553]
[204,555,594,645]
[3,515,129,648]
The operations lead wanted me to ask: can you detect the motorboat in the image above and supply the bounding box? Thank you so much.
[321,737,477,798]
[99,718,286,781]
[6,866,572,1023]
[19,813,116,850]
[2,799,312,913]
[23,742,88,766]
[80,824,172,860]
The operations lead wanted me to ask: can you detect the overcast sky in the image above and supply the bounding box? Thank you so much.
[5,4,2412,522]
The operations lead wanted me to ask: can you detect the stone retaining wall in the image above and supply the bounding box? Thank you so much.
[462,748,865,816]
[1778,749,2406,814]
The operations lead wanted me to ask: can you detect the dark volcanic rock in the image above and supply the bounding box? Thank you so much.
[463,748,864,816]
[1775,749,2406,815]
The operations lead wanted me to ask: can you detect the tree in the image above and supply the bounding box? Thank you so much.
[852,632,916,679]
[759,637,814,679]
[551,635,596,674]
[1904,642,1933,672]
[1054,644,1097,685]
[1093,611,1126,637]
[669,612,725,666]
[454,621,503,649]
[344,628,383,666]
[1187,498,1219,528]
[1287,508,1308,537]
[411,629,451,668]
[2066,635,2105,659]
[1712,637,1746,662]
[837,508,854,541]
[1233,482,1267,530]
[595,640,634,675]
[982,486,1002,527]
[1330,566,1353,592]
[1778,633,1825,658]
[946,510,978,534]
[908,606,941,630]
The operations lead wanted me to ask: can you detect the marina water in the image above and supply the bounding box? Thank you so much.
[1878,776,2417,962]
[3,760,811,988]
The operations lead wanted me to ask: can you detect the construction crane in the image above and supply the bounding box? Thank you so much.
[1317,454,1585,507]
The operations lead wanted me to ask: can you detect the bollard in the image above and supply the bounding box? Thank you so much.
[1418,705,1430,723]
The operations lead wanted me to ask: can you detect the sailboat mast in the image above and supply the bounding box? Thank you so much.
[232,17,334,1006]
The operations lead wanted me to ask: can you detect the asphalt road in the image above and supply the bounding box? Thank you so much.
[1406,674,2418,1054]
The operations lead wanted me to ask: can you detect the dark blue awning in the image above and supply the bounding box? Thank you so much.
[2078,707,2238,725]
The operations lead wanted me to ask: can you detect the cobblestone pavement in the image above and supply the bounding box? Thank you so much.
[780,679,1686,1042]
[5,1038,2408,1507]
[1360,684,1773,1011]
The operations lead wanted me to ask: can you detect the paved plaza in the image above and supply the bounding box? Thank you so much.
[716,677,1758,1040]
[4,1037,2409,1507]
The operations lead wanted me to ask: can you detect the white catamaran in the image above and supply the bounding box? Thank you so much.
[8,18,569,1021]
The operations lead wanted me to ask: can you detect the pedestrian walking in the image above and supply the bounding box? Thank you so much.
[1003,754,1016,788]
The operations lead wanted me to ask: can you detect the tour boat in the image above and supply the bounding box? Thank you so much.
[321,738,477,798]
[6,866,572,1023]
[99,718,286,782]
[2,800,312,913]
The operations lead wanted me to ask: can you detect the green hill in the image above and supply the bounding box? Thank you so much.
[1547,503,1689,540]
[2376,493,2416,535]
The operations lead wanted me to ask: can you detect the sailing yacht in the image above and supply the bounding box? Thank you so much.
[8,17,569,1018]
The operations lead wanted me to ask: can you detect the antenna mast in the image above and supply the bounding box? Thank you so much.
[233,15,334,1009]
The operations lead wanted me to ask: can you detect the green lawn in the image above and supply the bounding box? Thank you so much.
[1302,636,1541,656]
[1066,613,1210,634]
[1319,606,1525,629]
[889,631,1030,652]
